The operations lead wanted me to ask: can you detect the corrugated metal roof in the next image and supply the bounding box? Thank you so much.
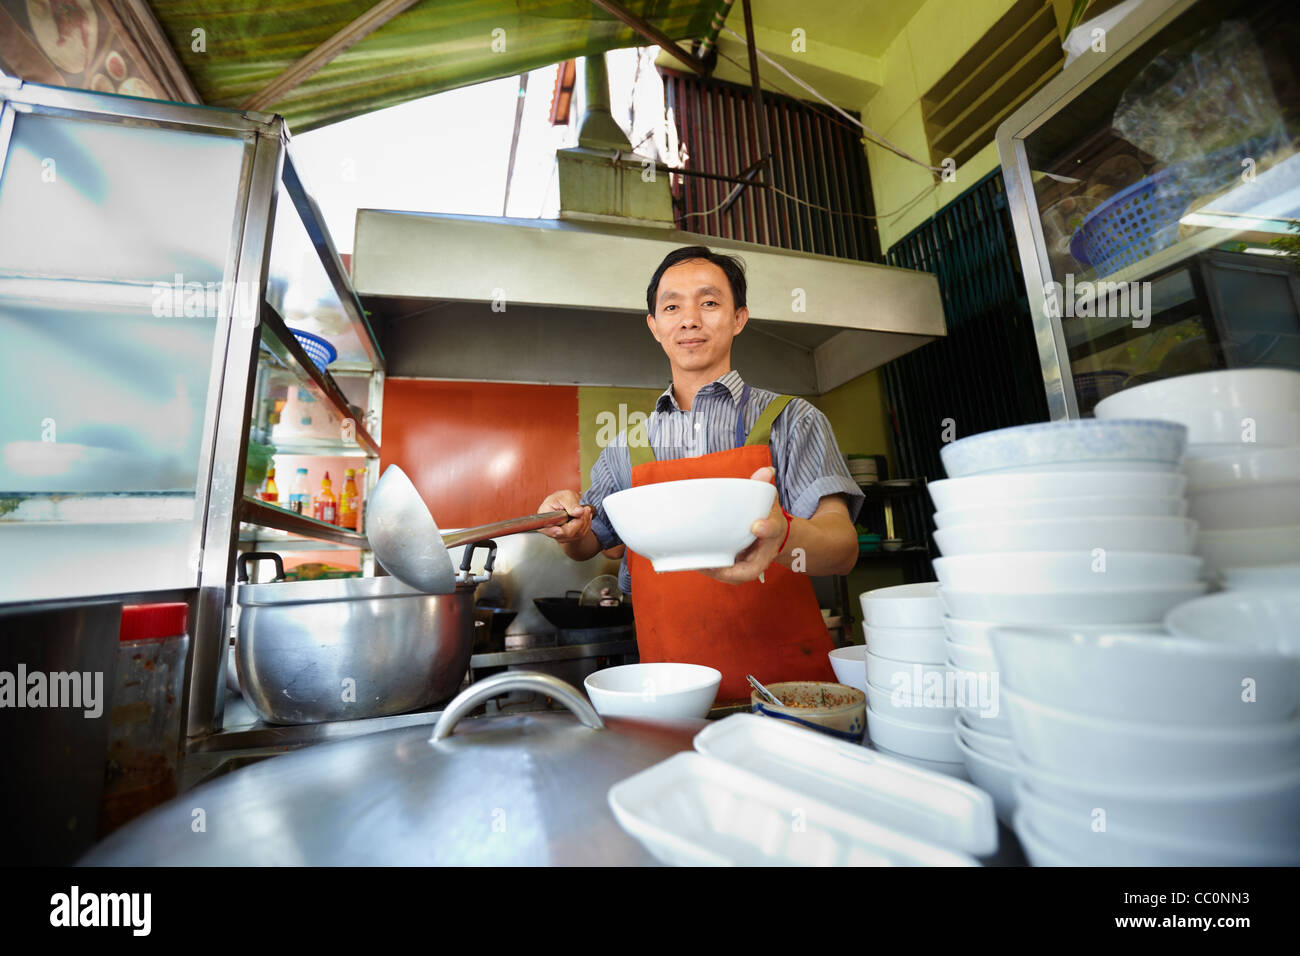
[152,0,720,131]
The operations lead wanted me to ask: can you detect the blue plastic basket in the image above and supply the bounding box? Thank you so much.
[290,328,337,372]
[1068,166,1191,277]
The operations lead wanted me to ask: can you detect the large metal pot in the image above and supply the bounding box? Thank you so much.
[235,543,496,724]
[81,672,705,865]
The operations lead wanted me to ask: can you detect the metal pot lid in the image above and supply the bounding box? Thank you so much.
[81,673,704,866]
[236,547,490,607]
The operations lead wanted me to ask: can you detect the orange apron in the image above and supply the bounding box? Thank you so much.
[627,388,836,705]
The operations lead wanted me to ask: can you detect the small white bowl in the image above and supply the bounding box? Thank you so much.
[933,551,1203,593]
[1220,562,1300,590]
[1013,810,1075,866]
[928,471,1187,512]
[1003,686,1300,785]
[1015,780,1300,866]
[943,615,1163,650]
[1093,369,1300,428]
[1188,480,1300,530]
[859,582,944,629]
[954,714,1015,761]
[1164,588,1300,655]
[955,736,1017,825]
[871,744,970,781]
[934,516,1198,558]
[938,583,1208,626]
[827,644,867,693]
[1017,759,1300,847]
[1185,443,1300,485]
[1196,524,1300,573]
[939,419,1186,478]
[864,623,946,664]
[601,478,775,572]
[584,663,721,720]
[932,494,1186,529]
[866,706,963,763]
[864,650,947,691]
[991,624,1300,725]
[864,680,960,728]
[946,639,996,677]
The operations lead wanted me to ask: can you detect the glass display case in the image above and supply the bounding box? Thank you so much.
[997,0,1300,418]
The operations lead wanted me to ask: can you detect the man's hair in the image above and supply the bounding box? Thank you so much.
[646,245,747,314]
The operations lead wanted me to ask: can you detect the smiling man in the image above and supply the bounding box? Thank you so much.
[538,245,864,703]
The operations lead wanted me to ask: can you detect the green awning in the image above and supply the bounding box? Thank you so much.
[153,0,720,132]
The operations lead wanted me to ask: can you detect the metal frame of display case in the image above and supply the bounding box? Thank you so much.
[0,80,387,753]
[995,0,1206,420]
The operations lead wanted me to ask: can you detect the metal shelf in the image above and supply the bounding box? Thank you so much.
[239,496,366,547]
[259,304,380,457]
[266,437,372,457]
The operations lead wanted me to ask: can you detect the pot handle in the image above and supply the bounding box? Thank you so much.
[431,671,604,742]
[236,551,284,583]
[455,539,497,587]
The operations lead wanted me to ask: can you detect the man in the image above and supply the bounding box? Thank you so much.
[538,245,864,703]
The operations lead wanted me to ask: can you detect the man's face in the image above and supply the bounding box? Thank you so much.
[646,259,748,373]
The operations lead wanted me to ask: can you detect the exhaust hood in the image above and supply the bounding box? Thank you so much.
[350,55,945,396]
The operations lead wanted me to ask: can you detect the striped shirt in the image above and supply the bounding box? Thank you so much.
[582,370,865,594]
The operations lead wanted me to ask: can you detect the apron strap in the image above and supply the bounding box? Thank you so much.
[745,394,796,446]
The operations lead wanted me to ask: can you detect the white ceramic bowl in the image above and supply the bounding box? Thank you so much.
[864,680,959,728]
[1017,759,1300,848]
[865,706,963,763]
[1221,562,1300,590]
[864,650,947,691]
[954,715,1015,761]
[946,639,996,676]
[1094,369,1300,440]
[584,663,721,719]
[942,616,1163,650]
[858,582,944,628]
[1196,525,1300,572]
[939,419,1187,478]
[1164,589,1300,655]
[864,623,946,664]
[991,625,1300,725]
[947,659,1013,735]
[827,644,867,693]
[871,744,969,781]
[932,494,1186,529]
[1188,478,1300,530]
[1184,443,1300,488]
[935,516,1198,557]
[933,551,1203,592]
[938,584,1207,626]
[955,736,1017,826]
[928,471,1186,512]
[601,478,775,572]
[1012,810,1075,866]
[1015,781,1300,866]
[1003,686,1300,785]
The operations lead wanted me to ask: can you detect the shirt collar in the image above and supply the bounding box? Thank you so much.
[655,370,746,412]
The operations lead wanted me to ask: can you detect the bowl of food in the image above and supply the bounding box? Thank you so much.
[601,478,776,572]
[584,663,721,720]
[750,681,866,743]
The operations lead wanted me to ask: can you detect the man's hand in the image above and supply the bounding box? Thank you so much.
[699,466,785,584]
[538,490,592,544]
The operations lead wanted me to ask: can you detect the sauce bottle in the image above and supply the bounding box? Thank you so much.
[339,468,359,530]
[313,471,338,525]
[261,466,279,504]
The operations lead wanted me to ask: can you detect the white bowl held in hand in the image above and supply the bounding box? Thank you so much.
[928,471,1187,512]
[991,625,1300,725]
[864,624,946,663]
[602,478,776,572]
[584,663,721,719]
[866,706,963,763]
[1017,759,1300,849]
[935,516,1198,557]
[1003,686,1300,785]
[827,644,867,693]
[932,494,1186,529]
[939,420,1186,478]
[938,584,1207,626]
[955,736,1017,826]
[933,551,1203,592]
[1196,525,1300,573]
[859,582,944,628]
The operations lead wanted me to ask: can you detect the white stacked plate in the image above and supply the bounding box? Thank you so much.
[992,588,1300,865]
[1095,369,1300,579]
[859,584,965,778]
[846,456,878,484]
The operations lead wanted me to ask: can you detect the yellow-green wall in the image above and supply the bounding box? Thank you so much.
[577,385,663,490]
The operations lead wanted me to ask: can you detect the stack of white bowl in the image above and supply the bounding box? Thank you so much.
[930,418,1208,823]
[1095,368,1300,579]
[995,587,1300,866]
[858,583,967,779]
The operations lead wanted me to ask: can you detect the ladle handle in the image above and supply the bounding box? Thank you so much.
[441,510,570,549]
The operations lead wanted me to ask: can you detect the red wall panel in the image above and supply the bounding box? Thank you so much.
[381,379,581,529]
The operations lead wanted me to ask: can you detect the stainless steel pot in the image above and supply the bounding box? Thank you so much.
[81,672,706,866]
[234,544,496,725]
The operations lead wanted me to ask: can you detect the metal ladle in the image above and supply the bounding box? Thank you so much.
[367,464,572,593]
